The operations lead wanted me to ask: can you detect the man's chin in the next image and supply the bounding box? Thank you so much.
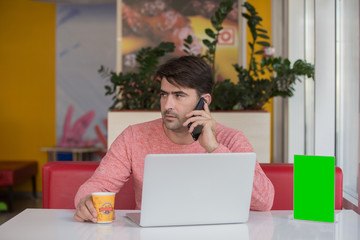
[164,122,179,131]
[163,119,184,131]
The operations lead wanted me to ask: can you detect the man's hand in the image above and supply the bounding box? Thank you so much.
[74,195,98,223]
[183,102,219,152]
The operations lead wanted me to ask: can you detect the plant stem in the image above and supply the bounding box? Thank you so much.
[212,33,219,81]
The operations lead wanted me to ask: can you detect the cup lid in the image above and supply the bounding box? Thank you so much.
[92,192,115,196]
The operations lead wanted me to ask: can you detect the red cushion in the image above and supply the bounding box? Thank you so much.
[261,163,343,210]
[0,161,37,186]
[42,161,135,209]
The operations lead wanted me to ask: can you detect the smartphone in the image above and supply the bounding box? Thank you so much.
[187,97,206,141]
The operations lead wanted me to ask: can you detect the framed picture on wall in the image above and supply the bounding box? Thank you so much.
[117,0,246,83]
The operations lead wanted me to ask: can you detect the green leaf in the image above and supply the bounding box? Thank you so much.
[104,86,112,93]
[202,39,212,48]
[210,16,217,28]
[284,59,291,66]
[256,28,268,33]
[157,42,175,52]
[242,13,251,19]
[256,41,271,47]
[184,35,193,44]
[215,11,221,21]
[183,43,191,49]
[205,28,216,38]
[219,6,227,14]
[258,34,269,39]
[255,50,264,55]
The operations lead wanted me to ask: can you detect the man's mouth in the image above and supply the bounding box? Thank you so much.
[163,110,178,120]
[165,114,176,119]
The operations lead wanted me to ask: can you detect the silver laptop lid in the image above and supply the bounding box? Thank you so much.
[139,153,256,227]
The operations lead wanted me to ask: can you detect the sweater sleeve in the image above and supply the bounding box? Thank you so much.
[213,129,275,211]
[74,127,134,208]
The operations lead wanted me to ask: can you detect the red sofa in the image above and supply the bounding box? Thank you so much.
[42,161,343,210]
[261,163,343,210]
[42,161,135,210]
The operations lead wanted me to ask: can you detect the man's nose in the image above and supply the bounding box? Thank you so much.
[164,95,175,110]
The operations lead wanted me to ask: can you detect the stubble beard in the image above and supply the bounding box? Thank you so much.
[162,110,187,132]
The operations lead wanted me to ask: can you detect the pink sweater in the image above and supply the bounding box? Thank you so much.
[75,118,274,211]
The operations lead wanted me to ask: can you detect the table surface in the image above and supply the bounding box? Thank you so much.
[0,209,359,240]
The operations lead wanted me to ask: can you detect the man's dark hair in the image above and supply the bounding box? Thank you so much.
[154,56,214,97]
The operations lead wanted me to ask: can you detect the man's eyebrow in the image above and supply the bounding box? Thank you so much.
[172,91,189,96]
[160,89,189,96]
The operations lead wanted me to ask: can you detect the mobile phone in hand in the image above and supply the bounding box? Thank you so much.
[187,97,206,141]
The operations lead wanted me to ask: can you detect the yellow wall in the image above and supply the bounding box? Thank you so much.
[0,0,56,192]
[0,0,272,195]
[247,0,273,162]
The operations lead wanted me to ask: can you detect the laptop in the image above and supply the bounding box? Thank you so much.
[126,152,256,227]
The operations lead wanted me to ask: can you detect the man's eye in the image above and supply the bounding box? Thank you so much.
[176,94,184,98]
[160,93,167,97]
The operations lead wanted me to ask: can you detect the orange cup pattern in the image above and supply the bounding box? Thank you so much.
[92,192,115,223]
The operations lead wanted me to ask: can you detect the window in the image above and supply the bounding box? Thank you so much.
[336,0,360,206]
[286,0,360,209]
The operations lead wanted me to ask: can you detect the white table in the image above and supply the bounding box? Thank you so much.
[0,209,359,240]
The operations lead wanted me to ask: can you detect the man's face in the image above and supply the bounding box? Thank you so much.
[160,77,199,132]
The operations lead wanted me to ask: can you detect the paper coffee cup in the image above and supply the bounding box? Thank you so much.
[92,192,115,223]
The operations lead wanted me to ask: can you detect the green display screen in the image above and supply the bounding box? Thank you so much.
[294,155,335,222]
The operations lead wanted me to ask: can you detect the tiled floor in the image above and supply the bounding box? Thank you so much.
[0,194,42,225]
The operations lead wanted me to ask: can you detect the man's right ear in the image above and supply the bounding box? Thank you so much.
[201,94,211,106]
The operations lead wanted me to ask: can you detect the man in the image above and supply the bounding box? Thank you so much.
[74,56,274,223]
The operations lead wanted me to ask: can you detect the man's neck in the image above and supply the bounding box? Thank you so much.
[163,124,194,145]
